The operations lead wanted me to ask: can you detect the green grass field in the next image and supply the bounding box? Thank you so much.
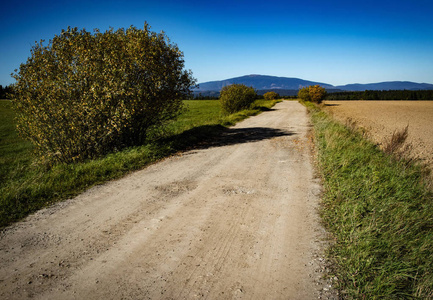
[0,99,278,228]
[307,102,433,299]
[0,100,33,185]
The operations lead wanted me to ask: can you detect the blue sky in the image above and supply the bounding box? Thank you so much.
[1,0,433,87]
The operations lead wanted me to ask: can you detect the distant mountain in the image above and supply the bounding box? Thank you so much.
[195,75,334,91]
[336,81,433,91]
[194,75,433,93]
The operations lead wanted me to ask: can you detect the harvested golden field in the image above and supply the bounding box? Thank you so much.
[324,101,433,168]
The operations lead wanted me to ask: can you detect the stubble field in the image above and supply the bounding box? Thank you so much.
[324,100,433,168]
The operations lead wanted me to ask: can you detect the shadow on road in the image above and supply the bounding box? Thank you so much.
[215,127,295,146]
[167,125,295,151]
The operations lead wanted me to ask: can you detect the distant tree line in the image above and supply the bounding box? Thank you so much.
[192,93,219,100]
[192,89,299,100]
[0,85,13,99]
[325,90,433,100]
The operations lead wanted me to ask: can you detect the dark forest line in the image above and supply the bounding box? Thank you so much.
[325,89,433,100]
[0,85,13,99]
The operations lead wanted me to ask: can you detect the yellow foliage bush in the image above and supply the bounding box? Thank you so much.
[12,25,195,164]
[298,85,327,103]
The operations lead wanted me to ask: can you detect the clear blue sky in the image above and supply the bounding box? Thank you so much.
[1,0,433,87]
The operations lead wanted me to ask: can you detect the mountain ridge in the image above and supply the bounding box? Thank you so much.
[194,75,433,92]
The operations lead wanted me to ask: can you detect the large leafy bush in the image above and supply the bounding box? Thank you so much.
[12,25,195,164]
[219,84,257,114]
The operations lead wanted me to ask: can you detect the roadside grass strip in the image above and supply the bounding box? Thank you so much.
[0,99,279,228]
[308,103,433,299]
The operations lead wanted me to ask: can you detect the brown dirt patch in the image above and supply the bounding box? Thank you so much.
[324,101,433,169]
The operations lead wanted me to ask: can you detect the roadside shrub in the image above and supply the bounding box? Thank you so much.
[12,24,195,165]
[298,87,311,102]
[219,84,257,114]
[263,91,279,100]
[309,85,327,103]
[298,85,327,104]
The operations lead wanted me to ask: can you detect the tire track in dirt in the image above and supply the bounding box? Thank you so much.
[0,101,336,299]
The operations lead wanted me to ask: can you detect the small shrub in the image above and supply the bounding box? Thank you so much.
[298,87,311,102]
[309,85,327,103]
[12,24,195,165]
[298,85,327,104]
[219,84,257,114]
[263,91,279,100]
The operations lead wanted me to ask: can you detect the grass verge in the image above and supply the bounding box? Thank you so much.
[306,101,433,299]
[0,99,279,228]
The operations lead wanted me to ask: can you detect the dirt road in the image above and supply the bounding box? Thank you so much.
[0,101,334,299]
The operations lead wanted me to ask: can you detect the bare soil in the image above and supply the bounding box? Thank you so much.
[0,101,336,299]
[324,101,433,168]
